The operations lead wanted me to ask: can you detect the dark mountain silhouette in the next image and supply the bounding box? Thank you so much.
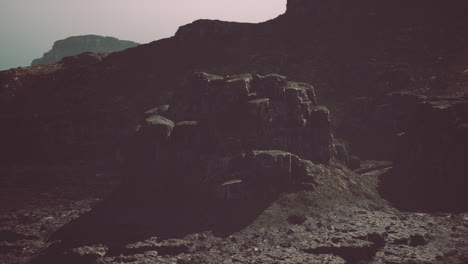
[0,0,466,206]
[1,0,467,164]
[31,35,140,66]
[0,1,468,264]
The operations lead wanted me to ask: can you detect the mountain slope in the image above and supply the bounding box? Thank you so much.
[31,35,140,66]
[0,0,467,164]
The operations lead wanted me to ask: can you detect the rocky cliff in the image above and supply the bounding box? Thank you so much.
[1,1,468,264]
[0,0,467,208]
[124,73,333,201]
[31,35,139,66]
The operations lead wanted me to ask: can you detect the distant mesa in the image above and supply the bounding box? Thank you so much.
[31,35,140,66]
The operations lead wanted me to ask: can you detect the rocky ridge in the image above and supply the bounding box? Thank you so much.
[1,0,468,167]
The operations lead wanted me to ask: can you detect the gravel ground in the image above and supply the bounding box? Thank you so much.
[0,163,466,264]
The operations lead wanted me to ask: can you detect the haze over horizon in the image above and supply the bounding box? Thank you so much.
[0,0,286,71]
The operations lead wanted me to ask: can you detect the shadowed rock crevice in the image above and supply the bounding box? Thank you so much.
[1,0,468,171]
[377,94,468,212]
[301,232,386,264]
[1,1,468,264]
[122,73,335,204]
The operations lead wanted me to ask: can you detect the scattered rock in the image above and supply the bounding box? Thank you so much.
[301,239,379,263]
[123,239,191,256]
[375,244,443,264]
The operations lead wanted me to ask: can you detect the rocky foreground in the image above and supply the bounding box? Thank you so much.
[1,1,468,263]
[1,73,466,264]
[0,164,467,264]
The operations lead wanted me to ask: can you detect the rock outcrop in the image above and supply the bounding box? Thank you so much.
[31,35,139,66]
[175,20,254,42]
[337,90,468,210]
[379,94,468,211]
[1,0,467,169]
[0,1,467,263]
[126,73,332,201]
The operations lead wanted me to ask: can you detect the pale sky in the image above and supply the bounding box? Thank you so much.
[0,0,286,71]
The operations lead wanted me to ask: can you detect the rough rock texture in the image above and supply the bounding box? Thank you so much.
[1,0,468,168]
[125,73,332,201]
[0,2,467,263]
[2,166,467,264]
[31,35,139,66]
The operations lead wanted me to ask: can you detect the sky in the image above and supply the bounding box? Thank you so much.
[0,0,286,71]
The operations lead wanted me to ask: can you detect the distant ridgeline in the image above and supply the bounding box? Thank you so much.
[31,35,140,66]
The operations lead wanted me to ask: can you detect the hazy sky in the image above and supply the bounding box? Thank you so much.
[0,0,286,71]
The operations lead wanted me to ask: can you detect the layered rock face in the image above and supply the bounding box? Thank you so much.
[380,94,468,210]
[126,73,333,200]
[1,0,467,167]
[31,35,139,66]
